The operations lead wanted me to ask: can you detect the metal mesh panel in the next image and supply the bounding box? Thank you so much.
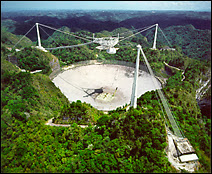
[140,46,183,138]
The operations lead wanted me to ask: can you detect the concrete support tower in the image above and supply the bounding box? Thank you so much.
[36,23,42,48]
[152,24,158,49]
[35,23,47,52]
[130,45,141,108]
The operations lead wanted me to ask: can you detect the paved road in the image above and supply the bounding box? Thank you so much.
[45,118,89,128]
[164,61,185,81]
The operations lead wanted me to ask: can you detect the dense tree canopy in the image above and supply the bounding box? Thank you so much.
[1,23,211,173]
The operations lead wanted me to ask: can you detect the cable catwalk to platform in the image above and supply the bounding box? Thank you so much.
[10,21,199,166]
[11,22,185,139]
[130,44,198,164]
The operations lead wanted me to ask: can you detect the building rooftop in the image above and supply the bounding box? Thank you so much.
[174,138,196,155]
[179,153,199,163]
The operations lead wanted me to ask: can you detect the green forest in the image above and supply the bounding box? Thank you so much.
[1,18,211,173]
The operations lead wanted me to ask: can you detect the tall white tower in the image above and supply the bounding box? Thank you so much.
[36,23,42,48]
[130,45,141,108]
[152,24,158,49]
[35,23,47,52]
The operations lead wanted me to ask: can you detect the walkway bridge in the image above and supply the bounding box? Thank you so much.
[11,22,198,166]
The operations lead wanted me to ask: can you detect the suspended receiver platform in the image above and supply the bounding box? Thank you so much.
[93,36,119,54]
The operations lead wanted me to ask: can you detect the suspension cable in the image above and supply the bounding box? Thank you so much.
[165,97,186,138]
[12,24,36,50]
[119,24,155,37]
[45,41,94,50]
[57,75,83,91]
[119,24,156,42]
[57,74,102,98]
[111,67,119,87]
[39,26,61,47]
[38,23,92,42]
[155,89,169,126]
[141,54,169,126]
[158,26,172,48]
[143,27,155,38]
[139,45,184,138]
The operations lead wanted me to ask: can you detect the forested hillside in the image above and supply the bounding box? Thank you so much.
[1,11,211,173]
[145,24,211,61]
[1,10,211,62]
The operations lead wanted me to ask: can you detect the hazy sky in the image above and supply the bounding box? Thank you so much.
[1,1,211,12]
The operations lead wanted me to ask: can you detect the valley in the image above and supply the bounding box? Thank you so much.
[1,9,211,173]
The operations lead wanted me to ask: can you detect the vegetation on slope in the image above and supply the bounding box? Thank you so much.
[1,10,211,60]
[14,47,52,74]
[1,25,211,173]
[53,100,104,125]
[1,52,69,121]
[146,24,211,61]
[1,27,33,49]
